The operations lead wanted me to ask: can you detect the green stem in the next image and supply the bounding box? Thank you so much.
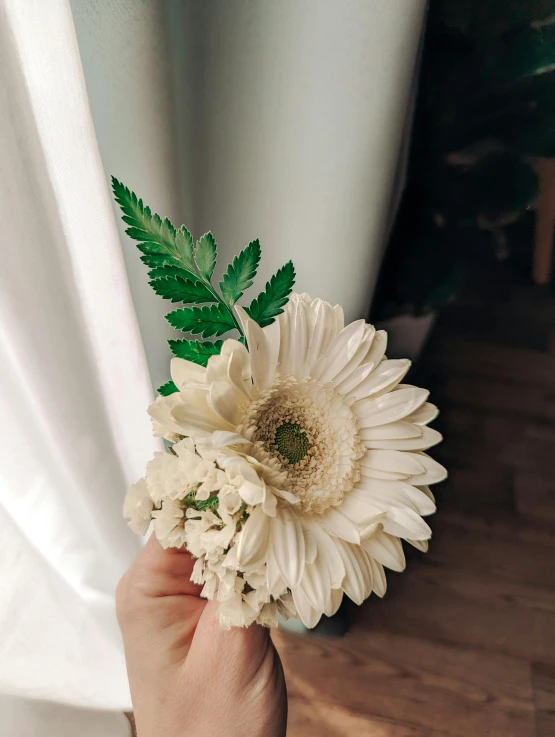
[170,238,244,340]
[204,281,244,338]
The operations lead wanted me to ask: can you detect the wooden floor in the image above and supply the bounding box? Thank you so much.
[273,260,555,737]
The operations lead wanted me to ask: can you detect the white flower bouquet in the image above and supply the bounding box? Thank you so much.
[114,179,447,630]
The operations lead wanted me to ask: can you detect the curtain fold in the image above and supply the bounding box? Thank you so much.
[0,0,158,725]
[0,0,426,734]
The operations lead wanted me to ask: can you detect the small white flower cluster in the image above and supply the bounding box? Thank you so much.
[124,437,297,628]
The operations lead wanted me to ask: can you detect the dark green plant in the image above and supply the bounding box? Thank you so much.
[374,0,555,319]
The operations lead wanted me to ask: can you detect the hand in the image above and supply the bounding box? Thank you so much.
[116,535,287,737]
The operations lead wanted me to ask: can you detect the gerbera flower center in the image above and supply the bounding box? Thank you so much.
[274,422,309,464]
[238,377,362,514]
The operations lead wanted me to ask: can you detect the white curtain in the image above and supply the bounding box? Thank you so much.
[0,0,426,734]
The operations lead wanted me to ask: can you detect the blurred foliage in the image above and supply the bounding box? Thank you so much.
[374,0,555,319]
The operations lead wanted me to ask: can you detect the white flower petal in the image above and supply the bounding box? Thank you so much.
[354,387,429,428]
[272,486,301,505]
[362,329,388,368]
[302,527,318,564]
[400,485,436,516]
[277,594,298,620]
[211,431,251,447]
[407,538,429,552]
[208,381,243,426]
[235,305,273,390]
[320,507,361,543]
[324,588,344,617]
[359,467,410,481]
[171,388,231,434]
[269,507,305,587]
[123,478,153,536]
[346,359,411,403]
[406,402,439,425]
[360,449,426,477]
[360,520,384,541]
[359,421,422,441]
[221,338,250,360]
[341,487,383,514]
[236,505,271,568]
[362,531,406,572]
[315,320,366,383]
[302,299,342,375]
[333,303,345,332]
[308,521,346,588]
[152,498,184,542]
[205,353,231,385]
[382,507,432,540]
[218,597,258,629]
[336,492,386,526]
[369,558,387,597]
[299,561,330,612]
[330,325,376,388]
[335,540,373,605]
[266,551,286,595]
[257,602,279,628]
[334,360,376,395]
[291,586,322,628]
[418,485,436,503]
[408,453,448,485]
[278,297,309,378]
[148,394,191,438]
[354,481,419,512]
[355,478,436,516]
[262,318,280,371]
[219,344,253,399]
[170,357,206,389]
[236,478,265,506]
[363,426,443,451]
[261,485,278,517]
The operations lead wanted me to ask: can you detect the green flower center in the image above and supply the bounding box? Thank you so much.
[274,422,309,465]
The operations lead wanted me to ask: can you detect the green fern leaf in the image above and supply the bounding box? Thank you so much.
[175,226,195,270]
[147,265,183,280]
[149,275,216,304]
[219,239,261,304]
[168,339,223,366]
[158,380,179,396]
[139,253,177,269]
[246,261,295,327]
[112,178,195,274]
[166,303,236,338]
[194,232,217,281]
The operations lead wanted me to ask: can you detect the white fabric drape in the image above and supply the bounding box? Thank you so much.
[0,0,426,734]
[0,0,158,733]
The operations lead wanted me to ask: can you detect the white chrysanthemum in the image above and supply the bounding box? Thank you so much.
[123,478,153,536]
[124,435,289,626]
[144,293,446,628]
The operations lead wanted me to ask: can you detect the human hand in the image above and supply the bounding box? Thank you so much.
[116,536,287,737]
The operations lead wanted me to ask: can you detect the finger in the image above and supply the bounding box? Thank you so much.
[126,533,203,598]
[189,599,271,677]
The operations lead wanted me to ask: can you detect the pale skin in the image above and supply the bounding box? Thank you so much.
[116,535,288,737]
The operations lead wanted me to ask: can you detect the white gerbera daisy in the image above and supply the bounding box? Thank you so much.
[145,293,446,628]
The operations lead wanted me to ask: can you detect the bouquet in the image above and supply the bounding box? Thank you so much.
[114,179,447,630]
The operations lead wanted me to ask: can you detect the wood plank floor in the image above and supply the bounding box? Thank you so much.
[273,260,555,736]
